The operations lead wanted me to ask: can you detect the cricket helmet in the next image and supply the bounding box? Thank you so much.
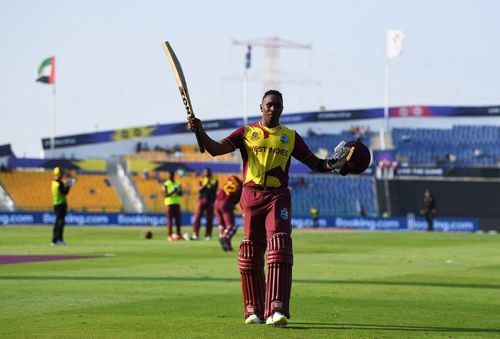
[339,139,371,176]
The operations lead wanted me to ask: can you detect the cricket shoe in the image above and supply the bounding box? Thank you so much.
[219,237,230,252]
[244,314,263,325]
[266,312,288,327]
[167,235,175,241]
[172,234,184,241]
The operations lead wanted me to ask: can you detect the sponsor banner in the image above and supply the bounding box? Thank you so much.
[373,150,396,164]
[316,109,382,121]
[406,217,478,232]
[395,167,445,176]
[333,216,405,230]
[7,157,106,172]
[0,212,477,232]
[46,104,500,149]
[390,105,500,118]
[330,216,477,232]
[0,212,188,227]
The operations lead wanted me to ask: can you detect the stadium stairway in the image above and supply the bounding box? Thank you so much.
[0,183,15,211]
[106,159,144,213]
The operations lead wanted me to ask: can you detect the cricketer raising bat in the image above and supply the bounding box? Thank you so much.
[162,41,205,153]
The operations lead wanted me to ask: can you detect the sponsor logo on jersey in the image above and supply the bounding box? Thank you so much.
[280,208,289,220]
[250,132,260,141]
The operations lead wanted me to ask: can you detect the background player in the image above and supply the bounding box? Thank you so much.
[191,167,218,240]
[162,170,183,241]
[215,175,243,252]
[188,90,371,326]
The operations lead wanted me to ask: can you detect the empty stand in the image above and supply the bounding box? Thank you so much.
[290,174,378,217]
[392,125,500,167]
[0,170,122,212]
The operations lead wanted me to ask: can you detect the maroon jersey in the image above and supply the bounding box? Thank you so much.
[216,175,243,205]
[225,122,312,189]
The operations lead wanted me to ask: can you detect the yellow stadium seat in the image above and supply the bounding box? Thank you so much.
[0,170,122,213]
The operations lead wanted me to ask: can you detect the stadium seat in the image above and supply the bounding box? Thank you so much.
[0,170,122,212]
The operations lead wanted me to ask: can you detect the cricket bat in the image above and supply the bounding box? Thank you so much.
[162,41,205,153]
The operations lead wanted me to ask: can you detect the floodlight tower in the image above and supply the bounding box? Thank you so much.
[232,36,314,91]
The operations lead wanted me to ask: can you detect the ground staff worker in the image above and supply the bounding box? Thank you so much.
[51,167,74,245]
[188,90,371,326]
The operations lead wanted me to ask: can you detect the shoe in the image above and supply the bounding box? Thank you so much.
[183,233,190,241]
[266,312,288,327]
[205,236,211,241]
[190,234,199,240]
[167,235,174,241]
[57,241,66,246]
[219,237,229,252]
[244,314,263,325]
[172,234,183,241]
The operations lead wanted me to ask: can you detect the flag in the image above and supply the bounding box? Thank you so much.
[36,57,55,84]
[386,30,404,59]
[245,45,252,69]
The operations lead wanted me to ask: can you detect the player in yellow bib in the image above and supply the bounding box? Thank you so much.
[162,170,183,241]
[188,90,371,326]
[51,167,74,245]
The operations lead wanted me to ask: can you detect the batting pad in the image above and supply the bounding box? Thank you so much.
[265,233,293,319]
[238,240,266,319]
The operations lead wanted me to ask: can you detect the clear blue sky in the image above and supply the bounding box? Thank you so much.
[1,0,499,157]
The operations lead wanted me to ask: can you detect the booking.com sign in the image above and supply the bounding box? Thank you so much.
[0,212,478,232]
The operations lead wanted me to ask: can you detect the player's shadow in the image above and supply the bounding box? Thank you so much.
[285,322,500,334]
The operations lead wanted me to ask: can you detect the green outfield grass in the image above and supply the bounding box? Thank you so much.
[1,226,499,338]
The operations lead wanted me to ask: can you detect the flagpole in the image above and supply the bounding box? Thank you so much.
[384,29,404,142]
[51,83,56,158]
[383,56,390,138]
[243,69,248,125]
[243,44,251,126]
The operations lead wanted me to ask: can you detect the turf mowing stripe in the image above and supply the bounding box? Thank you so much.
[0,255,99,265]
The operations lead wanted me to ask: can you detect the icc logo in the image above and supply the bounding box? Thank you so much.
[280,134,288,144]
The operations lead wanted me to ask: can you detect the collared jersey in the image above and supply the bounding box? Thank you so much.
[164,179,182,206]
[51,180,67,205]
[199,175,218,202]
[225,122,313,189]
[216,175,242,205]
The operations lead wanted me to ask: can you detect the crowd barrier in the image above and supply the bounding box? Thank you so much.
[0,211,478,232]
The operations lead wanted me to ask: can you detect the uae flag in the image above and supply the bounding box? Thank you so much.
[36,57,55,84]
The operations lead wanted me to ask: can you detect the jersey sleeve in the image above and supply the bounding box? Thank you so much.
[224,126,245,150]
[58,180,69,195]
[292,131,314,162]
